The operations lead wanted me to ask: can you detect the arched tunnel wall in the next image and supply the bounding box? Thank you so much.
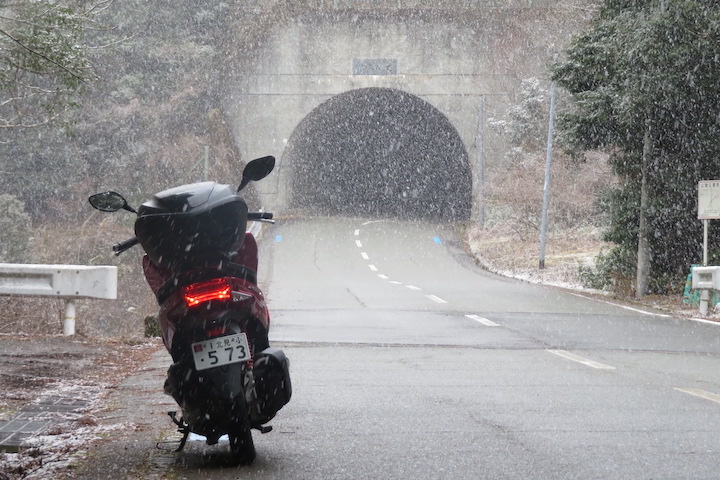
[285,88,472,220]
[221,4,597,218]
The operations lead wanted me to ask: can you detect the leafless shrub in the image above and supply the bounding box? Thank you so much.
[0,297,64,335]
[0,221,155,338]
[484,151,614,239]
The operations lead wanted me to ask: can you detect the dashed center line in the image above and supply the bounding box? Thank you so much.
[546,350,615,370]
[675,388,720,405]
[465,314,499,327]
[355,226,449,307]
[426,295,447,304]
[352,227,700,395]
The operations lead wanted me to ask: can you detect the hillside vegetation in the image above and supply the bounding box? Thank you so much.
[0,0,652,335]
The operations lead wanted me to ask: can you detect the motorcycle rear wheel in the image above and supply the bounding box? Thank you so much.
[229,394,256,465]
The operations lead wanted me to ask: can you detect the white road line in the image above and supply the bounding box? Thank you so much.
[568,292,672,318]
[546,350,615,370]
[675,388,720,405]
[465,314,499,327]
[405,285,421,291]
[361,252,369,260]
[571,292,720,326]
[369,264,378,272]
[688,317,720,326]
[354,229,360,236]
[389,281,402,285]
[355,240,363,248]
[378,274,389,280]
[426,295,447,304]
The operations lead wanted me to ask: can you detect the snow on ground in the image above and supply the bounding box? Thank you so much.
[464,223,706,319]
[465,223,605,290]
[0,379,136,480]
[0,339,160,480]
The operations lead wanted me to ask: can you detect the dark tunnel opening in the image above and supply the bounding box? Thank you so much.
[284,87,472,221]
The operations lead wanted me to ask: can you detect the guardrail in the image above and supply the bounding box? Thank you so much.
[691,266,720,315]
[0,264,117,335]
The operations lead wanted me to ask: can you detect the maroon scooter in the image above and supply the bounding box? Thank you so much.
[88,156,291,464]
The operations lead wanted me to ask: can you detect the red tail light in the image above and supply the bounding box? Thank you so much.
[183,278,232,307]
[205,325,228,338]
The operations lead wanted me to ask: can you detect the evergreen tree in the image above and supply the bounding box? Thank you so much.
[552,0,720,295]
[0,1,104,129]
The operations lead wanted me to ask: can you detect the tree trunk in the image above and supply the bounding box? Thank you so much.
[636,122,651,298]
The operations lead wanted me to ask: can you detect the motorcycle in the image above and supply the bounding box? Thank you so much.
[88,155,291,464]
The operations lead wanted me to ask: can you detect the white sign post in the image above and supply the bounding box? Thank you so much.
[696,181,720,314]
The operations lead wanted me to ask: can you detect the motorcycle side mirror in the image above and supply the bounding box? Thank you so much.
[88,191,137,214]
[237,156,276,192]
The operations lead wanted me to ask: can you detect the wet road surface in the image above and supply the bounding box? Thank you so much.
[74,217,720,479]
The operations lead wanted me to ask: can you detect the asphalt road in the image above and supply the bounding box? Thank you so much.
[79,217,720,479]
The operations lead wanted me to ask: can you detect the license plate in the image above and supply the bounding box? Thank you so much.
[191,333,250,371]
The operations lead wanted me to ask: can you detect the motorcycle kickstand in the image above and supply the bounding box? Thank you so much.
[167,411,191,452]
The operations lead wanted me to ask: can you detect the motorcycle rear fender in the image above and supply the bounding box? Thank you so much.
[161,277,269,323]
[157,279,269,352]
[166,358,246,403]
[165,359,246,440]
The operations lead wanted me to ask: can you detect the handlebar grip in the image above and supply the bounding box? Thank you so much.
[248,212,273,220]
[113,237,140,255]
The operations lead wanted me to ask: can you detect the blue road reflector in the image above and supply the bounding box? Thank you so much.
[275,235,283,242]
[433,236,442,244]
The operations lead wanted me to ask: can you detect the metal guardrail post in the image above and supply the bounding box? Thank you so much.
[63,299,77,336]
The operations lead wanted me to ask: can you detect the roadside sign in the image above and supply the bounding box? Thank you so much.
[698,180,720,220]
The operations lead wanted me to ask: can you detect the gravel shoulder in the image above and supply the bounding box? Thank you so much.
[0,335,163,479]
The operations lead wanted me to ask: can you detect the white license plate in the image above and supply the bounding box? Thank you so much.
[191,333,250,371]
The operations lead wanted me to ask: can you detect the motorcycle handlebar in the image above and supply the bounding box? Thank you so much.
[247,212,273,220]
[248,212,274,224]
[113,237,140,255]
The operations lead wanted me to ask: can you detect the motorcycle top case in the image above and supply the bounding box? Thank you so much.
[135,182,248,272]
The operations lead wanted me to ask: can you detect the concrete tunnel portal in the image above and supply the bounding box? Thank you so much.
[284,88,472,221]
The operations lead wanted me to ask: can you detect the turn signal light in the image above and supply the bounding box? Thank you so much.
[183,278,232,307]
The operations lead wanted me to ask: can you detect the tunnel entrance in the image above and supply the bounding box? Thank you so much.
[284,87,472,220]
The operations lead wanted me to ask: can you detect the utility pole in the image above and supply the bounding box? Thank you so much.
[539,80,557,269]
[636,121,652,297]
[476,95,486,227]
[203,145,210,181]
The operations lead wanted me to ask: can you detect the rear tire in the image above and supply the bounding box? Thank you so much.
[229,394,256,465]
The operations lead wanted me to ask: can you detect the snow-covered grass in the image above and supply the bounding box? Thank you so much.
[464,222,701,318]
[465,222,609,290]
